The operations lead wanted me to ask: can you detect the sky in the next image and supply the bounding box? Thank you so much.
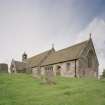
[0,0,105,74]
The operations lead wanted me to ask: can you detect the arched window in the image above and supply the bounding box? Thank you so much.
[66,63,71,71]
[45,66,53,71]
[88,50,93,68]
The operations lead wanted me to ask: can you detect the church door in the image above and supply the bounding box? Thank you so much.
[56,65,61,76]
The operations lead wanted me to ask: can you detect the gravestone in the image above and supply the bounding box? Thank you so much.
[41,69,55,85]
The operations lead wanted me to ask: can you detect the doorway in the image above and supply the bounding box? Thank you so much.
[56,65,61,76]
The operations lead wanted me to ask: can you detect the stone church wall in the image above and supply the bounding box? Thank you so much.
[79,44,98,78]
[40,60,79,78]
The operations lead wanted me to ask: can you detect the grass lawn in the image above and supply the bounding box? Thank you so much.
[0,74,105,105]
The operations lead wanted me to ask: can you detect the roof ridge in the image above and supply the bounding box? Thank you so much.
[55,40,89,53]
[27,49,52,60]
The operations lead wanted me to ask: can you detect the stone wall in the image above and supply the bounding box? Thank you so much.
[78,41,99,78]
[32,48,98,78]
[39,60,79,78]
[32,54,98,78]
[0,63,8,73]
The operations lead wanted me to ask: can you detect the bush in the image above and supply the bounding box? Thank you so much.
[101,69,105,79]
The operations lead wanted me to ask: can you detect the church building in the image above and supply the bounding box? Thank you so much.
[10,36,99,78]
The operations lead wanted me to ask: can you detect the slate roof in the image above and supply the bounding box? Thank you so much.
[26,49,55,67]
[41,40,89,66]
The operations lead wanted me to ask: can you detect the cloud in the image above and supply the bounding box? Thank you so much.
[0,0,105,71]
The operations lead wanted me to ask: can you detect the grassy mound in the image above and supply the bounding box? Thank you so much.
[0,74,105,105]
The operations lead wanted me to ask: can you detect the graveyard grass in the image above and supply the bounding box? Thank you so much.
[0,74,105,105]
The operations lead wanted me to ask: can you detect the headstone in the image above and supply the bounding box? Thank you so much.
[44,69,55,85]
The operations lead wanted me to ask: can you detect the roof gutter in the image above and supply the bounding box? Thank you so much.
[40,58,79,67]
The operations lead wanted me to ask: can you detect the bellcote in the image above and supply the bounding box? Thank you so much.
[22,52,27,61]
